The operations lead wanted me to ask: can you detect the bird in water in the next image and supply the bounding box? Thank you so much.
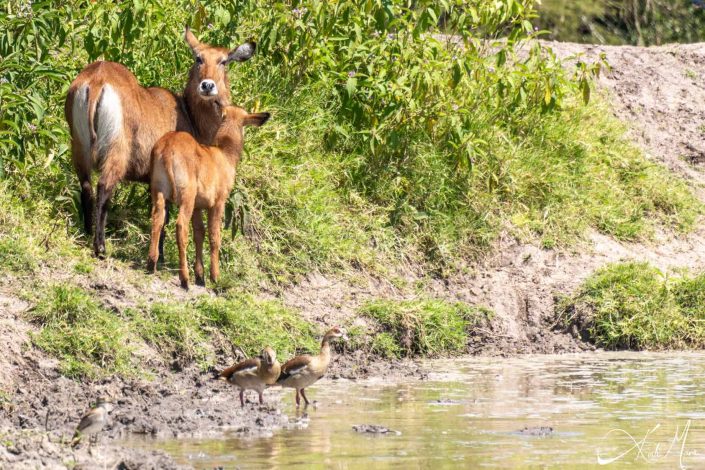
[277,326,348,407]
[220,347,281,407]
[71,396,113,447]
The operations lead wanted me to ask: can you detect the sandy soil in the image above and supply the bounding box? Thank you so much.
[4,40,705,468]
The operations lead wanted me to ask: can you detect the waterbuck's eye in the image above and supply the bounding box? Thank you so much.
[195,56,203,65]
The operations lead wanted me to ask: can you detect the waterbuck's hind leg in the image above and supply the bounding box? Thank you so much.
[94,180,115,259]
[80,178,95,236]
[158,202,171,263]
[147,191,167,273]
[93,140,128,259]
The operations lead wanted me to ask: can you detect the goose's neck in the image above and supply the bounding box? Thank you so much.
[319,338,331,362]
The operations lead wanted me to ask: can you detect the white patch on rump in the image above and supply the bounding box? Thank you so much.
[94,84,123,166]
[71,85,91,164]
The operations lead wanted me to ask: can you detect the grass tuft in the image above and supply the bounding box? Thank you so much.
[558,262,705,349]
[195,295,319,359]
[359,299,492,357]
[27,284,135,378]
[133,303,210,366]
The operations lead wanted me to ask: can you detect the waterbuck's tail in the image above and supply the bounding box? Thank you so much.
[70,81,123,170]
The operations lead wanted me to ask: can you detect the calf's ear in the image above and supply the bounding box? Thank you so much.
[244,112,271,127]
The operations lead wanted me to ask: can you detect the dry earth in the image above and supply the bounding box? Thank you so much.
[4,41,705,468]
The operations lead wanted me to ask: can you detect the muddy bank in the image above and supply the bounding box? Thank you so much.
[1,429,185,470]
[0,290,426,468]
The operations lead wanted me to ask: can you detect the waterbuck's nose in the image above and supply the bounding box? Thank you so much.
[199,79,217,95]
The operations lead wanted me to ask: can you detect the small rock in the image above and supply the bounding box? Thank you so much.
[352,424,401,435]
[516,426,554,437]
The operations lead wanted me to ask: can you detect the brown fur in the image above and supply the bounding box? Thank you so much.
[148,105,270,288]
[65,26,256,258]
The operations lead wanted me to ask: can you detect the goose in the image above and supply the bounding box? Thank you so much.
[277,327,348,407]
[220,347,281,407]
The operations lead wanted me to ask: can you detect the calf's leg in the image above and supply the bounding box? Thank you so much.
[147,191,166,272]
[175,196,195,289]
[207,203,225,283]
[192,209,205,286]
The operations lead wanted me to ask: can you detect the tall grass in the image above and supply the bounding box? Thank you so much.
[1,1,700,287]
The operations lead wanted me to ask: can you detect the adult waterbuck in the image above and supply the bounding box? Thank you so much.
[65,27,255,258]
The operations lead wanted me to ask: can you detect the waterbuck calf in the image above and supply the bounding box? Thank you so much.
[148,105,270,289]
[65,27,255,258]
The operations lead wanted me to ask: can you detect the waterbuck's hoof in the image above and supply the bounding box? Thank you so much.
[146,259,156,273]
[180,279,189,290]
[195,276,205,287]
[94,247,106,260]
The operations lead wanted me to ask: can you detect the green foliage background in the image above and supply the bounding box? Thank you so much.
[1,0,698,287]
[537,0,705,46]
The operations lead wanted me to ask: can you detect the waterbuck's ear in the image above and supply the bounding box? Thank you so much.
[184,26,201,52]
[226,41,256,63]
[244,112,270,127]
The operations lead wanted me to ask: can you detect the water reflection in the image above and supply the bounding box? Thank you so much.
[125,352,705,468]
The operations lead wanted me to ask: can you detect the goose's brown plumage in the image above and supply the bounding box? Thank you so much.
[220,347,280,407]
[71,397,112,447]
[277,327,348,407]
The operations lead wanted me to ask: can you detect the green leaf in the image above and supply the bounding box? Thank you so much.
[581,79,591,105]
[346,76,357,96]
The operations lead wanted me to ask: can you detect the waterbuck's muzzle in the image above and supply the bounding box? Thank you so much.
[199,79,217,97]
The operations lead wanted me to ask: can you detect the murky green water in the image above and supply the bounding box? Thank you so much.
[126,352,705,468]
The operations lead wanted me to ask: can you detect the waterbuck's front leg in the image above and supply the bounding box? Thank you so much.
[207,202,225,284]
